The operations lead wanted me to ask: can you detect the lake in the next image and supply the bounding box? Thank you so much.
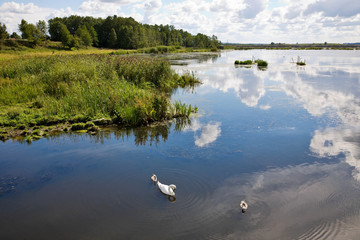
[1,50,360,240]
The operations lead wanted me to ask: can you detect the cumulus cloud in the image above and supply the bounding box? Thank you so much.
[0,1,38,14]
[100,0,139,3]
[237,0,267,19]
[305,0,360,17]
[1,0,359,43]
[0,2,55,33]
[143,0,162,23]
[79,0,123,15]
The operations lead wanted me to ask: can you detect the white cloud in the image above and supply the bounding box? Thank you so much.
[143,0,162,23]
[100,0,139,3]
[79,0,123,15]
[0,0,359,43]
[0,1,38,14]
[0,2,55,33]
[305,0,360,17]
[259,104,271,110]
[237,0,267,19]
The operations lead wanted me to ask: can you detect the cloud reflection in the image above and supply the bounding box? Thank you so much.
[271,66,360,181]
[201,67,266,108]
[205,162,360,239]
[310,127,360,181]
[185,119,221,147]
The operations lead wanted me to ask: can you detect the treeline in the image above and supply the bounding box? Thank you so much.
[0,15,220,50]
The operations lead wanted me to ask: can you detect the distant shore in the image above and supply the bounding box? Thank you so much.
[223,43,360,50]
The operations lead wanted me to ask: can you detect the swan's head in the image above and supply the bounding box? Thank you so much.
[168,184,176,196]
[151,174,157,182]
[240,201,248,210]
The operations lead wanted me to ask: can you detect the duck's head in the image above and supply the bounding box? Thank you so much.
[151,174,157,182]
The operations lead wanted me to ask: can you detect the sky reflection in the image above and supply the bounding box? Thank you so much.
[184,119,222,147]
[207,162,360,239]
[176,50,360,181]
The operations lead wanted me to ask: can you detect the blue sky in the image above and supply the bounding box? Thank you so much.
[1,0,359,43]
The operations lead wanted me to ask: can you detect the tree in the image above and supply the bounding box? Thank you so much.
[76,25,92,48]
[10,32,21,39]
[48,20,64,41]
[58,23,72,48]
[35,20,47,42]
[88,26,98,46]
[0,22,9,40]
[18,19,35,40]
[107,28,117,48]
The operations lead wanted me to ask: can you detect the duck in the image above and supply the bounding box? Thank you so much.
[151,174,176,197]
[240,200,248,213]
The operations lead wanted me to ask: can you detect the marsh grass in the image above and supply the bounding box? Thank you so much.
[0,54,199,137]
[234,59,268,68]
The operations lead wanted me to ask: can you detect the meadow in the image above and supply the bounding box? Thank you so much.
[0,53,200,141]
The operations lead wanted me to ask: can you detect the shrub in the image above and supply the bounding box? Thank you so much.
[255,60,268,67]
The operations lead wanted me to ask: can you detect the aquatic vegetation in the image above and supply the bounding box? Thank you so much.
[0,54,199,139]
[170,100,194,118]
[255,60,268,67]
[234,59,268,67]
[234,60,253,65]
[292,56,306,66]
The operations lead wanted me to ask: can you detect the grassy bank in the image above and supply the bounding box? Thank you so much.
[0,40,219,64]
[0,54,200,141]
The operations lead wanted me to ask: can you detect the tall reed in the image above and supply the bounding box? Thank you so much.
[0,54,199,129]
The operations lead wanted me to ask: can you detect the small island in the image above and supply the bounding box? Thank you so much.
[234,59,268,67]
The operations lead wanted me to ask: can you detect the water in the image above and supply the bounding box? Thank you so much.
[1,50,360,240]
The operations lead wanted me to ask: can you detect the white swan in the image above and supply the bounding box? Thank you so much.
[151,174,176,197]
[240,200,248,213]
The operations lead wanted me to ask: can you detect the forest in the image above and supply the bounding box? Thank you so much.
[1,15,220,50]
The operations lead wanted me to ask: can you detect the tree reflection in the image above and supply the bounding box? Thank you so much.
[46,117,192,146]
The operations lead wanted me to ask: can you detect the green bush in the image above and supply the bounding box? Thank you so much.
[255,60,268,67]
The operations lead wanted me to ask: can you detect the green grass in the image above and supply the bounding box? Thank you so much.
[0,54,200,139]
